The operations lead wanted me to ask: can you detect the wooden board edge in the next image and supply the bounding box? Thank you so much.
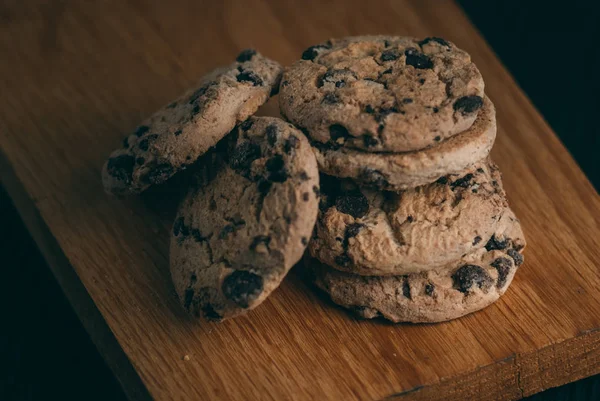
[0,151,152,401]
[382,328,600,400]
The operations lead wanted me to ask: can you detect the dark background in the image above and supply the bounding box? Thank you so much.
[1,1,598,400]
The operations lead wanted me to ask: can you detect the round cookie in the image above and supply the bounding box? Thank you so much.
[310,159,508,275]
[280,35,484,153]
[312,210,526,323]
[102,49,283,196]
[312,96,496,191]
[170,117,319,321]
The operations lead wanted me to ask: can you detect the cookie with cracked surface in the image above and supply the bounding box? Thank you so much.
[280,35,484,152]
[310,159,508,275]
[311,210,526,323]
[312,96,496,191]
[102,49,283,196]
[170,117,319,321]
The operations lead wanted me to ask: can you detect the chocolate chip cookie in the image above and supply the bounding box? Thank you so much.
[310,159,508,275]
[312,95,496,191]
[102,50,283,196]
[170,117,319,320]
[280,36,484,152]
[312,210,526,323]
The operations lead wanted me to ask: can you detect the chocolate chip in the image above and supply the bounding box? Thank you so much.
[266,124,278,146]
[134,125,149,137]
[335,192,369,218]
[301,237,308,246]
[313,185,320,197]
[299,171,309,181]
[222,271,263,308]
[322,92,340,104]
[405,48,433,69]
[184,288,195,310]
[236,48,257,62]
[453,96,484,114]
[237,70,263,86]
[485,235,509,251]
[250,235,271,251]
[202,303,222,320]
[473,236,482,245]
[219,224,236,239]
[230,142,261,172]
[329,124,351,142]
[191,228,209,242]
[174,129,182,136]
[477,167,484,174]
[402,278,411,299]
[281,80,289,87]
[137,134,158,151]
[188,85,209,104]
[425,283,435,296]
[450,173,474,190]
[491,257,512,288]
[418,37,451,47]
[436,176,449,185]
[334,254,351,267]
[257,179,272,195]
[173,216,185,236]
[240,119,254,131]
[360,168,390,189]
[318,69,357,88]
[284,136,299,154]
[191,104,201,115]
[302,192,310,201]
[363,134,379,147]
[433,107,439,113]
[508,248,524,266]
[452,264,493,293]
[406,215,414,223]
[381,48,400,61]
[266,155,288,182]
[343,223,364,247]
[402,98,413,104]
[301,42,332,60]
[382,68,393,75]
[107,155,135,184]
[434,136,441,141]
[419,78,426,84]
[146,164,174,184]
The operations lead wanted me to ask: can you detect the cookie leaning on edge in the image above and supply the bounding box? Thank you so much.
[310,159,509,275]
[280,35,484,153]
[102,49,283,196]
[170,117,319,321]
[312,210,526,323]
[312,96,496,191]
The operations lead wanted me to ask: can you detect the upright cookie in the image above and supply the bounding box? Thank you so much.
[312,210,526,323]
[280,36,484,153]
[102,50,283,196]
[313,96,496,191]
[170,117,319,321]
[310,159,508,275]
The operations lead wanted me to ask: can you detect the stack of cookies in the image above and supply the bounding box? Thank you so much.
[279,36,526,323]
[101,36,526,324]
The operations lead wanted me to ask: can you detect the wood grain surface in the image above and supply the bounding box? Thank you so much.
[1,1,599,400]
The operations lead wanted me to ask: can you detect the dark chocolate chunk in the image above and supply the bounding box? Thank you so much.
[322,92,340,104]
[380,48,401,61]
[184,288,195,310]
[250,235,271,251]
[107,154,135,184]
[402,98,413,104]
[452,264,493,293]
[266,155,288,182]
[191,104,201,115]
[281,80,289,87]
[266,124,278,146]
[418,37,450,47]
[201,303,222,320]
[329,124,351,142]
[402,277,411,299]
[419,78,426,84]
[450,173,474,190]
[508,248,524,266]
[284,136,299,154]
[485,235,509,251]
[335,192,369,218]
[334,254,351,267]
[425,283,435,296]
[137,134,158,151]
[477,167,484,174]
[491,257,512,288]
[405,48,433,69]
[222,271,264,308]
[436,176,449,185]
[434,135,441,141]
[240,119,254,131]
[257,179,272,195]
[453,95,484,114]
[146,163,174,184]
[188,85,209,104]
[363,134,379,147]
[318,68,357,88]
[174,129,182,136]
[360,168,390,189]
[173,216,186,236]
[473,236,482,245]
[313,185,320,197]
[433,107,439,113]
[219,224,236,239]
[191,228,210,243]
[236,48,257,62]
[299,171,309,181]
[237,70,263,86]
[229,141,261,171]
[406,215,414,223]
[301,237,308,246]
[302,192,310,201]
[301,42,332,61]
[343,222,364,249]
[134,125,150,137]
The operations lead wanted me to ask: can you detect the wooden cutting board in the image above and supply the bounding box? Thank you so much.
[1,1,599,400]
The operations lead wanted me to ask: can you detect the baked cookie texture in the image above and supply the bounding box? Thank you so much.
[310,158,508,275]
[102,50,282,196]
[312,210,526,323]
[312,96,496,191]
[170,117,319,321]
[280,36,484,153]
